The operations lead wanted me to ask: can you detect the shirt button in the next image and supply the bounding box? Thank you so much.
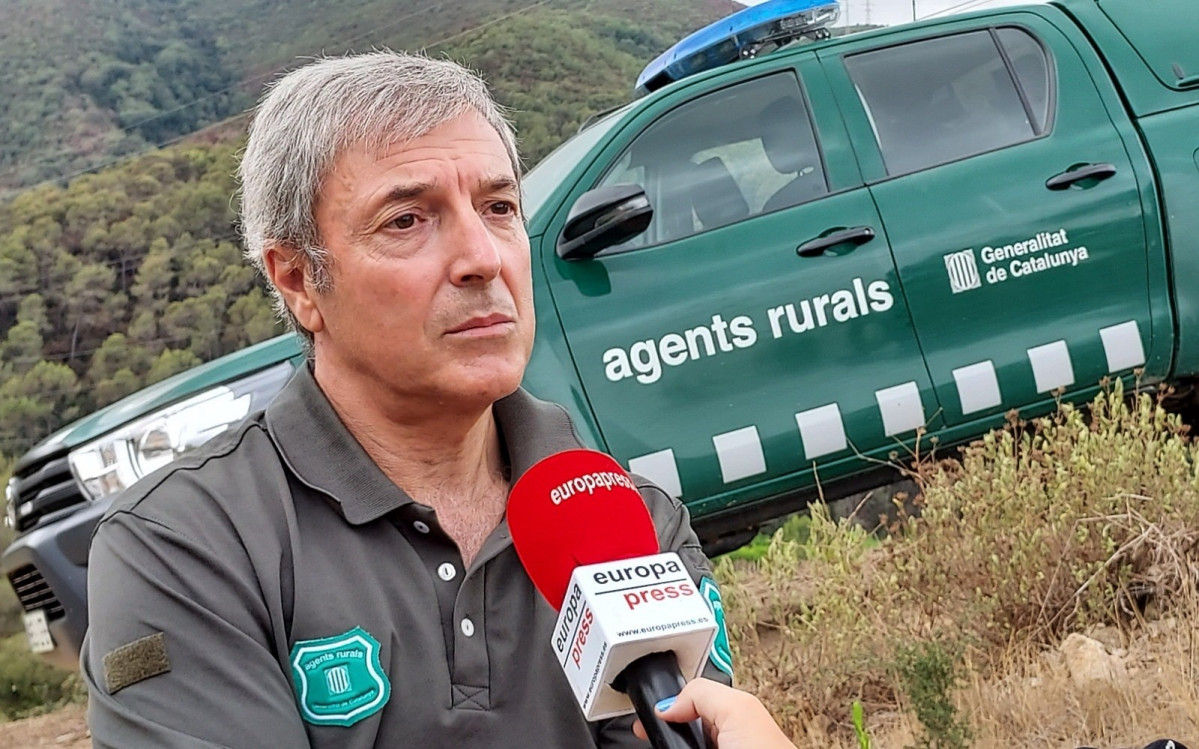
[460,618,475,637]
[437,563,456,581]
[413,521,430,534]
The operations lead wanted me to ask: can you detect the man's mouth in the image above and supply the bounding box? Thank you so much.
[446,313,516,336]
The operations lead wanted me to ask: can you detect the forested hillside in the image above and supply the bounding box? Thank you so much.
[1,0,738,191]
[0,145,260,456]
[0,0,739,463]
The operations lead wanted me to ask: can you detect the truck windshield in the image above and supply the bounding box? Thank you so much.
[521,105,632,221]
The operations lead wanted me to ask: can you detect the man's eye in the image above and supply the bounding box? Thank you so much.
[490,201,516,216]
[389,214,417,230]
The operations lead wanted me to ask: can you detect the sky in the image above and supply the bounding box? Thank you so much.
[736,0,1039,27]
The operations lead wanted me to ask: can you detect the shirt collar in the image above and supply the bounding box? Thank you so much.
[265,364,584,525]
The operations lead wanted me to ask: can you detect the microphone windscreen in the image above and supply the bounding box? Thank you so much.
[509,449,660,608]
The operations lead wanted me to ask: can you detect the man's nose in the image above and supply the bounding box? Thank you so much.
[448,208,503,287]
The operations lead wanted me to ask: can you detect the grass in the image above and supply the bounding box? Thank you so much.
[0,633,85,721]
[720,514,812,563]
[719,382,1199,747]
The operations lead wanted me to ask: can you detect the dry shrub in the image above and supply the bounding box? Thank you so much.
[719,383,1199,746]
[905,382,1199,644]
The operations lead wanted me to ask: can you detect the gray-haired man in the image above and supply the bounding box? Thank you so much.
[81,51,728,747]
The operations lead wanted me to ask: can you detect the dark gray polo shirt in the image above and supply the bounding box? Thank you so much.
[81,366,729,748]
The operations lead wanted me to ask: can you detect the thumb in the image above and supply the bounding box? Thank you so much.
[655,678,726,723]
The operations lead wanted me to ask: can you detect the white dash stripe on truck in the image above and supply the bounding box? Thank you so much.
[712,426,766,483]
[874,381,925,436]
[628,449,682,499]
[953,360,1002,415]
[1027,339,1075,393]
[1099,320,1145,373]
[795,403,847,460]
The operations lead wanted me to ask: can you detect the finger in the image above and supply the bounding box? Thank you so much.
[656,694,701,723]
[632,719,647,741]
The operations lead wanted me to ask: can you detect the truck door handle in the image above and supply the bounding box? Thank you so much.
[796,226,875,257]
[1171,63,1199,88]
[1045,163,1117,190]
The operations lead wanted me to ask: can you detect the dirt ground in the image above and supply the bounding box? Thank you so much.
[0,703,89,749]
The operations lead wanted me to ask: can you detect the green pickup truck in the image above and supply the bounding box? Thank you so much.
[6,0,1198,669]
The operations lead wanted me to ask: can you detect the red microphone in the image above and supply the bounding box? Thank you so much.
[509,449,716,749]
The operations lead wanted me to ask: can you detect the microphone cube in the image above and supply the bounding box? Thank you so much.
[550,551,718,720]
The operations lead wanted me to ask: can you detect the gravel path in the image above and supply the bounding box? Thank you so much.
[0,703,89,748]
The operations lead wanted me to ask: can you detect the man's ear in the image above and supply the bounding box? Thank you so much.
[263,243,325,334]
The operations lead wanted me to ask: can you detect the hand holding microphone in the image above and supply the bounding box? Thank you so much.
[634,679,797,749]
[508,449,716,749]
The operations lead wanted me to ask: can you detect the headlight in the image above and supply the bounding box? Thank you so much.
[68,361,295,501]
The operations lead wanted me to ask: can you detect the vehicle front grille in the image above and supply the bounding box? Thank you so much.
[11,453,84,532]
[7,565,65,619]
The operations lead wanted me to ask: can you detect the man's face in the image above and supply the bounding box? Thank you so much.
[306,110,534,410]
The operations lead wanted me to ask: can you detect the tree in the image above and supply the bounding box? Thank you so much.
[126,309,161,350]
[161,294,222,361]
[224,288,281,350]
[87,333,151,387]
[62,262,118,361]
[146,348,202,384]
[131,238,175,315]
[16,294,49,336]
[0,361,79,448]
[93,367,141,407]
[0,321,43,374]
[0,235,37,301]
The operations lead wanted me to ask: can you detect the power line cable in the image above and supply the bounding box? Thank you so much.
[2,330,259,368]
[422,0,552,52]
[918,0,998,20]
[0,233,245,305]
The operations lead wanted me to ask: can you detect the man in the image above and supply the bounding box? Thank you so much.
[81,51,729,747]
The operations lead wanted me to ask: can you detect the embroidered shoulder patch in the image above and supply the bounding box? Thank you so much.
[289,626,391,727]
[699,577,734,677]
[103,631,171,694]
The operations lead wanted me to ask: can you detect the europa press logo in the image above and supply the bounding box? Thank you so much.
[943,249,982,293]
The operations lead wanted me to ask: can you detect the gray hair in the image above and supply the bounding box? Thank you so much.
[238,51,520,350]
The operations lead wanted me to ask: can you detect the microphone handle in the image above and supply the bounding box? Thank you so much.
[613,651,710,749]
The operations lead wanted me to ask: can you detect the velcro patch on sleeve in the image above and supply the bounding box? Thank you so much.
[103,631,171,694]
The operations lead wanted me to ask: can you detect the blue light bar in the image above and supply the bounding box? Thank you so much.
[635,0,840,96]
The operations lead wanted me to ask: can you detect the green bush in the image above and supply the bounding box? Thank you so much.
[893,641,971,749]
[719,513,813,562]
[0,633,85,721]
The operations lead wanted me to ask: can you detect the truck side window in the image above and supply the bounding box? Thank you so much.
[845,29,1050,175]
[596,72,827,251]
[996,27,1052,135]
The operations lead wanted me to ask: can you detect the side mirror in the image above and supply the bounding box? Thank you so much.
[557,184,653,261]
